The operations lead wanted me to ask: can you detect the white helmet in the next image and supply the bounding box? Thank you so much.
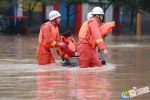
[49,10,61,20]
[87,12,93,20]
[92,7,104,15]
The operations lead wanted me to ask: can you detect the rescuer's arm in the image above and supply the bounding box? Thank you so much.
[89,20,108,57]
[42,24,65,47]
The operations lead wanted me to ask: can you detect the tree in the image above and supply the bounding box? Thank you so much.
[0,0,56,35]
[57,0,90,29]
[0,0,13,15]
[140,0,150,12]
[98,0,114,12]
[23,0,56,35]
[0,0,13,9]
[98,0,115,21]
[112,0,150,35]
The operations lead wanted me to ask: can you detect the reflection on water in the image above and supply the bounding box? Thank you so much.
[37,67,112,100]
[0,63,114,100]
[0,35,150,100]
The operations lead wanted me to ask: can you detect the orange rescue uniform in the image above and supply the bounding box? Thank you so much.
[77,18,106,68]
[56,36,76,59]
[100,21,115,38]
[95,21,115,53]
[36,22,60,65]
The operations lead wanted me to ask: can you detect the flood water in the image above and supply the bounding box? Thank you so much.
[0,34,150,100]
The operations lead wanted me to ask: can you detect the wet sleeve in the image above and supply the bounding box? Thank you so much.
[56,31,61,43]
[100,21,115,37]
[89,20,106,50]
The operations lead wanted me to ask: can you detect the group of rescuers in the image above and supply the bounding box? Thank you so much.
[36,6,115,68]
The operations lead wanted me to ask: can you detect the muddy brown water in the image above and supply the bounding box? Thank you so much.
[0,34,150,100]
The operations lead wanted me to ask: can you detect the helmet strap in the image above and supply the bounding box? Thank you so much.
[94,15,102,22]
[98,15,102,22]
[53,18,59,26]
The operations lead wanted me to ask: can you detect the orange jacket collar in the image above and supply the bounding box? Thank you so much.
[91,17,100,23]
[49,21,57,26]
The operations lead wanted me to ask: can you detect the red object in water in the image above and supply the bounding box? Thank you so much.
[23,27,28,35]
[5,16,29,19]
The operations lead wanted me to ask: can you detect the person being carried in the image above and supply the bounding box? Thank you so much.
[56,30,78,66]
[36,10,66,65]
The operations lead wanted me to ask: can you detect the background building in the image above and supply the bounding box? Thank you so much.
[0,0,150,35]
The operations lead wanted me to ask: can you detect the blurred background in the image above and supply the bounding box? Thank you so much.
[0,0,150,36]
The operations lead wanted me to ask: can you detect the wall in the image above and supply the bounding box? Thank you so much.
[82,3,113,22]
[22,2,114,34]
[141,12,150,34]
[122,9,150,35]
[58,2,75,34]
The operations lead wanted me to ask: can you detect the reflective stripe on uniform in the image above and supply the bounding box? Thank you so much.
[51,41,56,46]
[55,47,59,50]
[96,38,103,43]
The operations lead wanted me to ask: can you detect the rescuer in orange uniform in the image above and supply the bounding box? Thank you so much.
[77,7,109,68]
[87,11,115,65]
[36,10,66,65]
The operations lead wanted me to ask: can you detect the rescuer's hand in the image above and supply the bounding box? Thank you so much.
[58,42,66,47]
[103,49,109,57]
